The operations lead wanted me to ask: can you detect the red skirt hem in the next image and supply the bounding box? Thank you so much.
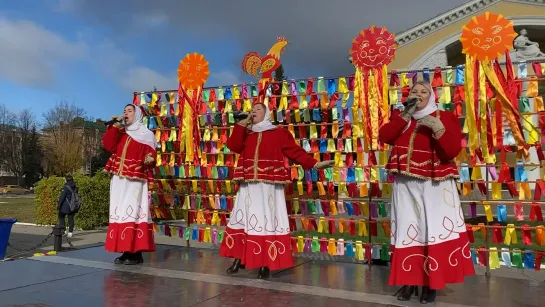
[388,232,475,289]
[104,222,156,253]
[219,227,294,270]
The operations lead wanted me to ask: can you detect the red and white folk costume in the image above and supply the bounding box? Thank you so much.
[380,92,475,290]
[102,106,157,253]
[220,108,317,270]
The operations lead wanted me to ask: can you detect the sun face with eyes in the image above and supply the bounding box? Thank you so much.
[460,12,517,61]
[350,25,397,69]
[177,52,211,90]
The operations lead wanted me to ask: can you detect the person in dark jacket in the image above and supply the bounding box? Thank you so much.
[58,175,77,237]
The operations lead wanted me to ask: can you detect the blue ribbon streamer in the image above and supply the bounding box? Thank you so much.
[345,202,354,216]
[456,65,465,85]
[315,200,324,215]
[422,68,430,83]
[191,226,199,240]
[195,166,201,178]
[224,86,232,99]
[515,162,527,182]
[220,196,227,210]
[345,242,355,257]
[311,169,318,181]
[501,248,512,268]
[379,168,387,183]
[346,168,355,182]
[497,205,507,222]
[319,139,327,153]
[174,165,180,177]
[459,163,470,182]
[524,251,535,269]
[327,79,336,96]
[312,109,322,121]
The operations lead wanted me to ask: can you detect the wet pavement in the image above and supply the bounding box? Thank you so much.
[0,244,543,307]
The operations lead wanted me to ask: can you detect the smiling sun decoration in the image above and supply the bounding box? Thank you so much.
[350,25,397,70]
[177,53,210,90]
[460,12,517,62]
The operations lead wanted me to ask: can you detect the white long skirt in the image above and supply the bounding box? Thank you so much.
[104,175,155,253]
[388,175,475,289]
[220,182,293,270]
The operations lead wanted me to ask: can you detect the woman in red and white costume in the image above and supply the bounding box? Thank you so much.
[102,104,157,265]
[220,103,333,278]
[380,81,474,304]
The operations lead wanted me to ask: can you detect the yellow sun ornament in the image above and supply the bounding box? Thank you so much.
[177,53,210,90]
[460,12,517,62]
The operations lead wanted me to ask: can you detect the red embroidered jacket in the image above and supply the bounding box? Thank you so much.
[102,126,157,183]
[228,124,318,184]
[379,109,462,181]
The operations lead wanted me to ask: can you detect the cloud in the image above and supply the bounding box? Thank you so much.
[53,0,469,79]
[0,17,86,87]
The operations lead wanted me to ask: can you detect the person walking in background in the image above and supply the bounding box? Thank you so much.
[102,104,157,265]
[57,175,79,238]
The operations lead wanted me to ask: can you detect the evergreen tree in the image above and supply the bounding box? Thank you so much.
[22,126,43,187]
[90,147,111,175]
[273,65,286,96]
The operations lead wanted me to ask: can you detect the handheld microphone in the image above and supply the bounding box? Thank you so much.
[403,97,418,109]
[233,112,250,120]
[105,117,123,126]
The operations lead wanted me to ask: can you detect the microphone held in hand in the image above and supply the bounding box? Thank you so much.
[105,117,122,126]
[234,112,250,121]
[403,97,418,109]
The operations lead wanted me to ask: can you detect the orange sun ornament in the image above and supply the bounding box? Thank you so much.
[460,12,517,62]
[349,25,397,70]
[177,53,210,90]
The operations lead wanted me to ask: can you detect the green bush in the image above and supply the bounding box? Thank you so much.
[35,171,111,230]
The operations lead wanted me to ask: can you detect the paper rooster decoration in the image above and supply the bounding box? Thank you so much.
[177,53,210,163]
[241,36,289,80]
[459,12,527,163]
[349,26,397,151]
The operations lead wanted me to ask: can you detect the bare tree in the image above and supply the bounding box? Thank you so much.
[0,106,37,185]
[41,100,88,176]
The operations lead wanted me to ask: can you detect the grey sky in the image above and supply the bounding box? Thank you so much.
[57,0,470,80]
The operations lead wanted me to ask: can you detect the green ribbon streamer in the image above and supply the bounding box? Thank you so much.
[445,67,454,84]
[332,108,338,121]
[378,202,387,217]
[228,113,235,124]
[308,200,316,214]
[442,103,454,111]
[212,167,218,179]
[143,117,149,127]
[325,168,333,182]
[298,167,304,180]
[223,146,230,154]
[511,252,523,269]
[218,231,224,243]
[312,237,320,252]
[251,84,258,97]
[166,141,173,152]
[217,88,224,100]
[303,109,311,122]
[519,97,531,112]
[214,113,222,125]
[199,115,205,126]
[184,228,191,240]
[202,89,210,102]
[159,165,166,177]
[355,168,363,181]
[317,77,325,93]
[298,80,306,94]
[380,245,390,261]
[196,195,202,209]
[179,166,185,178]
[345,139,352,153]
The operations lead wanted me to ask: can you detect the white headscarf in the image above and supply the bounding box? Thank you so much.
[125,105,157,150]
[250,104,276,133]
[411,83,438,120]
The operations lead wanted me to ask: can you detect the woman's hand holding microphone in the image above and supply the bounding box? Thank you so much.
[236,113,252,127]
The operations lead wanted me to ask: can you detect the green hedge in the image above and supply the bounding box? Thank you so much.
[35,172,110,230]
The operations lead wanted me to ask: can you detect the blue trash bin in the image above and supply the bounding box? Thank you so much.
[0,218,17,260]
